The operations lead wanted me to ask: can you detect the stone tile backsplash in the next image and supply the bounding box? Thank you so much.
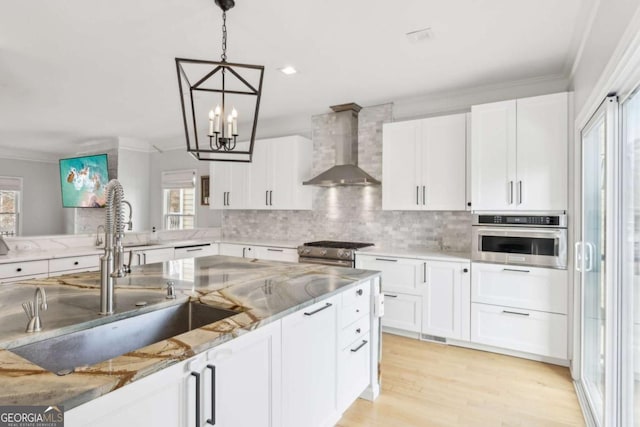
[222,103,472,253]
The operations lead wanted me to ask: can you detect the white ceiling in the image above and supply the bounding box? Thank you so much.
[0,0,589,155]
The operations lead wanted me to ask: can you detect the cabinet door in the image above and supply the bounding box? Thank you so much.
[227,162,249,209]
[356,255,424,295]
[219,243,255,258]
[381,292,422,333]
[422,261,469,340]
[471,302,567,359]
[255,246,299,263]
[471,100,517,211]
[382,121,421,210]
[247,139,271,210]
[515,92,568,211]
[66,357,189,427]
[422,114,467,211]
[210,162,231,209]
[282,297,337,427]
[205,321,282,427]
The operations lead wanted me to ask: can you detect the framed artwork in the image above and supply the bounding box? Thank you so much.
[201,175,210,206]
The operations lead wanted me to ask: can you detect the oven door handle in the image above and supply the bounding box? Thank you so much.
[298,256,353,267]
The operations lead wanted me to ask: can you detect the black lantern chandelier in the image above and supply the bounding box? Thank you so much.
[176,0,264,162]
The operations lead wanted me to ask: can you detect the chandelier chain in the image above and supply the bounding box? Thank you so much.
[221,11,227,62]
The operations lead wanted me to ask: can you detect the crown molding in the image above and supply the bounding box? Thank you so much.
[0,146,62,163]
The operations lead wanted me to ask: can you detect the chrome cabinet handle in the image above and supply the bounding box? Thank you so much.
[269,191,273,206]
[242,247,246,258]
[508,181,514,204]
[227,192,230,206]
[502,268,530,273]
[350,340,368,353]
[375,258,398,262]
[356,288,363,296]
[384,294,398,298]
[266,190,269,206]
[190,372,201,427]
[423,262,427,283]
[304,302,332,316]
[502,310,530,317]
[206,365,216,425]
[422,186,426,206]
[518,181,523,204]
[267,248,283,252]
[186,248,203,252]
[416,186,420,205]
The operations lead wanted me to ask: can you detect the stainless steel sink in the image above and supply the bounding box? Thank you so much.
[10,301,237,375]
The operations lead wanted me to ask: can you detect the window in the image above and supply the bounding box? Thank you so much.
[162,170,196,230]
[0,177,22,237]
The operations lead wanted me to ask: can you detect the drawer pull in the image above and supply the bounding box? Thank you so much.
[16,268,22,272]
[267,248,284,252]
[304,302,332,316]
[351,340,368,353]
[502,310,530,317]
[356,289,363,296]
[356,328,361,334]
[503,268,530,273]
[375,258,398,262]
[74,261,79,265]
[186,248,203,252]
[190,372,201,427]
[384,294,398,298]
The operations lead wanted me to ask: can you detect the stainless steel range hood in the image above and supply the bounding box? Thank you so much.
[303,103,381,187]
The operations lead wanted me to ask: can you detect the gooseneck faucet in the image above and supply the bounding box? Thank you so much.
[95,224,105,247]
[99,180,130,315]
[23,287,48,332]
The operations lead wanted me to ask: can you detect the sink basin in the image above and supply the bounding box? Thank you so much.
[10,302,237,375]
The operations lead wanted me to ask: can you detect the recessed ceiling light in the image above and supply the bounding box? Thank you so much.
[279,66,298,75]
[406,27,433,43]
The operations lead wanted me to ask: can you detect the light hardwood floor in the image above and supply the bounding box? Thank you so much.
[337,333,585,427]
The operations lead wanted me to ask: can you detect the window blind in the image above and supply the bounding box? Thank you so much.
[0,176,22,191]
[161,170,196,189]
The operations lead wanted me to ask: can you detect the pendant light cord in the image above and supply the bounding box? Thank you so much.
[221,11,228,62]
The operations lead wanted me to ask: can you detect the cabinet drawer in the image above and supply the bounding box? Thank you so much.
[0,260,49,280]
[471,263,567,314]
[382,292,422,333]
[255,247,299,263]
[356,255,424,294]
[337,337,370,413]
[341,297,370,329]
[342,282,371,309]
[340,315,370,350]
[471,303,567,359]
[49,255,100,273]
[174,244,217,260]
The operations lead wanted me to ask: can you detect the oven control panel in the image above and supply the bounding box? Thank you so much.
[475,214,566,227]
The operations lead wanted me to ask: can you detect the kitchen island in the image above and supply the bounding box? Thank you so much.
[0,255,381,427]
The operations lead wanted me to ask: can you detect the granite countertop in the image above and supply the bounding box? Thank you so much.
[0,255,379,409]
[357,246,471,262]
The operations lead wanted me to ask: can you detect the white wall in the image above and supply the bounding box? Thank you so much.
[148,150,222,230]
[571,0,640,115]
[0,158,65,236]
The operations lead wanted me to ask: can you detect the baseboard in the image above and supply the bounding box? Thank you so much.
[381,326,420,339]
[574,381,598,427]
[359,383,380,402]
[446,338,570,367]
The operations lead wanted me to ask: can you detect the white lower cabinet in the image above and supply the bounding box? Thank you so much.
[254,246,298,263]
[189,320,282,427]
[356,255,424,294]
[48,255,100,277]
[66,356,189,427]
[282,296,338,427]
[471,302,568,359]
[219,243,257,259]
[0,260,49,284]
[422,261,471,341]
[470,262,568,359]
[382,292,422,333]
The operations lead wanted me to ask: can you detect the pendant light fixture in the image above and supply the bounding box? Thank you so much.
[176,0,264,162]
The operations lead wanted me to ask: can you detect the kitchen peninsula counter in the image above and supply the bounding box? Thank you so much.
[0,256,380,410]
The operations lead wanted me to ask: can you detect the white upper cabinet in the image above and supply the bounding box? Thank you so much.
[210,136,312,210]
[471,92,568,212]
[210,143,251,210]
[382,113,467,211]
[248,136,313,210]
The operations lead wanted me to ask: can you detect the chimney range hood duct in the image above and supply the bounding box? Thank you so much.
[303,103,381,187]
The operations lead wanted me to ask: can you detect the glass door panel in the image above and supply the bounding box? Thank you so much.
[581,107,608,424]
